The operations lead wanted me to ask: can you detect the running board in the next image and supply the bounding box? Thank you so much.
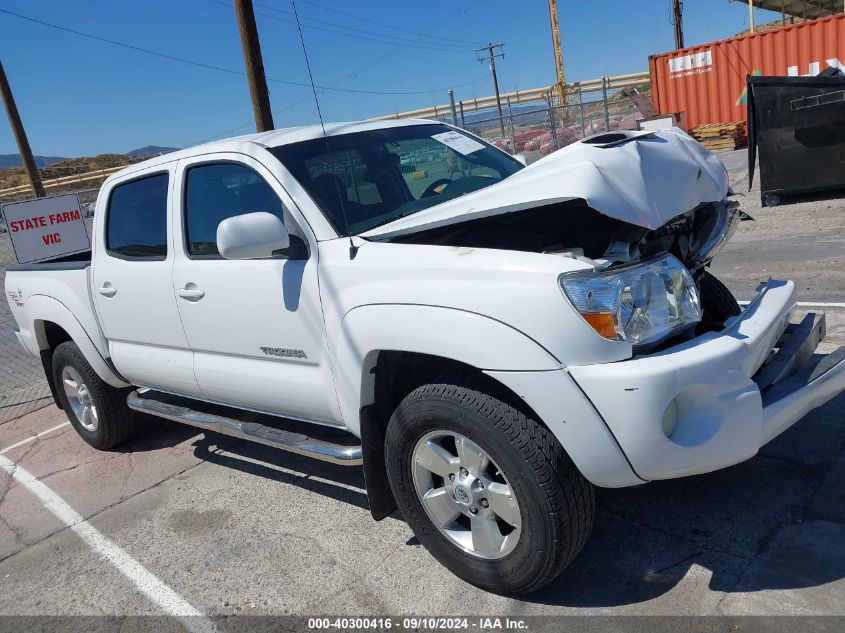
[126,391,362,466]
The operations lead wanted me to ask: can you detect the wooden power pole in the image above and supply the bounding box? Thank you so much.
[671,0,685,49]
[234,0,274,132]
[476,43,507,140]
[0,60,46,198]
[548,0,566,104]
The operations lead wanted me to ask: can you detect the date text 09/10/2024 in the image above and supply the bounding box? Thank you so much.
[307,617,528,630]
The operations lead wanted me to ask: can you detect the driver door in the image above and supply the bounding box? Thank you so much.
[171,152,342,425]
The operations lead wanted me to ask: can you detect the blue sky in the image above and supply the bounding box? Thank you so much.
[0,0,783,157]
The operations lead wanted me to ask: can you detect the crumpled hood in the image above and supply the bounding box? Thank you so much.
[362,128,730,239]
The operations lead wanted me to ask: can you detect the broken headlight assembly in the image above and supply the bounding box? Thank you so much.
[560,254,702,347]
[692,199,742,267]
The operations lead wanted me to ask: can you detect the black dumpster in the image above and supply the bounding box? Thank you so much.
[748,74,845,206]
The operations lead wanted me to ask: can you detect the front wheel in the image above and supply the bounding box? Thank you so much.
[385,372,594,595]
[698,271,741,334]
[52,341,136,450]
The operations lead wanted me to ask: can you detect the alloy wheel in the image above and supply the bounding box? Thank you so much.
[411,430,521,559]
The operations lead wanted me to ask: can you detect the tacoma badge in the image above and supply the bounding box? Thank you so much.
[260,346,307,360]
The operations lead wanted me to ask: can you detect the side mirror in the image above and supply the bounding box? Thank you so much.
[513,153,529,167]
[216,212,290,260]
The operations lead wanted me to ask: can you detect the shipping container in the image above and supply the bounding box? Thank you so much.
[649,14,845,130]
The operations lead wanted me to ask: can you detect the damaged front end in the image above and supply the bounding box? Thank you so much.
[391,196,741,350]
[389,196,740,272]
[377,129,745,350]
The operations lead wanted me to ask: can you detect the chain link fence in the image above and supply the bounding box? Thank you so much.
[458,87,646,163]
[0,187,97,424]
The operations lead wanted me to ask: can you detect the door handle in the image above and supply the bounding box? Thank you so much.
[177,287,205,301]
[97,285,117,298]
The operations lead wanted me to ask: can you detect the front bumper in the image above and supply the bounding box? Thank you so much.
[568,279,845,482]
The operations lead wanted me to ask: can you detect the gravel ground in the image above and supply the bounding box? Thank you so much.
[712,149,845,348]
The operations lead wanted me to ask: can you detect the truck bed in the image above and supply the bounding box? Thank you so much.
[4,252,108,364]
[5,249,92,272]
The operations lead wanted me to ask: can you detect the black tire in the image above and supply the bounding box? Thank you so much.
[51,341,136,450]
[385,371,594,595]
[699,270,741,332]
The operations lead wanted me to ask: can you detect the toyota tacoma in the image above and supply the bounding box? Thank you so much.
[6,120,845,594]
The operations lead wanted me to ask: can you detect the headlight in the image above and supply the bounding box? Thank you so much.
[560,254,702,347]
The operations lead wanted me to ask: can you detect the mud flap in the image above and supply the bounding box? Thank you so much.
[360,405,397,521]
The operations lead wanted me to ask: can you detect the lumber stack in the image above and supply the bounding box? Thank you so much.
[689,121,747,151]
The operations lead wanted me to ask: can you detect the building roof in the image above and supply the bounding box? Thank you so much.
[744,0,841,20]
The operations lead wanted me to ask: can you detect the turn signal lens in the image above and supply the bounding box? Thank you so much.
[582,312,617,339]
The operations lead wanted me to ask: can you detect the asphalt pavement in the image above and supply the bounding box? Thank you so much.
[1,149,844,627]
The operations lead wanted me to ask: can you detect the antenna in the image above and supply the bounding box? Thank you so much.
[291,0,358,259]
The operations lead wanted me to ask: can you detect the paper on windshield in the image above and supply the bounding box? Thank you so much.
[431,131,485,155]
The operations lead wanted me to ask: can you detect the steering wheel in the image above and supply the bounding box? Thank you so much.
[420,178,453,198]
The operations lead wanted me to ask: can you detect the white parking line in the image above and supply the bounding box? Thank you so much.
[0,421,71,455]
[0,453,216,632]
[739,301,845,308]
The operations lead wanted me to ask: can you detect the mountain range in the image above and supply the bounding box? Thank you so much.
[0,146,178,169]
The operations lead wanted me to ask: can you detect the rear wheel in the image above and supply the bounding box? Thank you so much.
[52,341,136,450]
[385,372,594,595]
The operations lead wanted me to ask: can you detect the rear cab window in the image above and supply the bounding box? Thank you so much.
[105,173,169,260]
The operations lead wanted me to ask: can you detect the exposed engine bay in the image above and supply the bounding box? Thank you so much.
[391,197,740,275]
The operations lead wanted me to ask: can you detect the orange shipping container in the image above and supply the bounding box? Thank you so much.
[649,14,845,130]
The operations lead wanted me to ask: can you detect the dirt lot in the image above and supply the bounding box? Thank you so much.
[1,150,844,629]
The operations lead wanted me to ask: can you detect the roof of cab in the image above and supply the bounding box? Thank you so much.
[117,118,441,175]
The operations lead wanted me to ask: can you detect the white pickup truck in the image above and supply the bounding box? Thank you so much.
[6,120,845,594]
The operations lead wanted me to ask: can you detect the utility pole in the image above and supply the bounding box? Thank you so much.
[448,89,458,127]
[548,0,566,104]
[671,0,685,49]
[476,43,507,140]
[234,0,274,132]
[748,0,755,33]
[0,60,45,198]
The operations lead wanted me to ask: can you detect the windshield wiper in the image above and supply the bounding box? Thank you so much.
[360,209,426,232]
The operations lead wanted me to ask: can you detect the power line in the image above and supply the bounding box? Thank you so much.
[204,0,469,52]
[256,0,473,50]
[190,0,485,145]
[0,8,250,80]
[0,8,483,96]
[291,0,486,47]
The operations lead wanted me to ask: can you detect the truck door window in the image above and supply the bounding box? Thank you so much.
[106,173,169,260]
[184,163,295,257]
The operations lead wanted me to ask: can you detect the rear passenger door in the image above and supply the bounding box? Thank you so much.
[171,153,342,425]
[92,165,201,395]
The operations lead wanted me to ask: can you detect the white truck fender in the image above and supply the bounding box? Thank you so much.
[333,303,561,436]
[25,294,129,388]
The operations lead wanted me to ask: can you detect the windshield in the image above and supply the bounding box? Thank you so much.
[270,124,523,236]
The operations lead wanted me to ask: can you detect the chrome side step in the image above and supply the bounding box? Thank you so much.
[126,391,362,466]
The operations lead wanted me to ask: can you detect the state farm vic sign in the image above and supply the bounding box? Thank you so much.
[1,193,91,264]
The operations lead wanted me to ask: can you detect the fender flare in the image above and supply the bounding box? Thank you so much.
[333,303,561,436]
[26,295,128,388]
[334,303,563,520]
